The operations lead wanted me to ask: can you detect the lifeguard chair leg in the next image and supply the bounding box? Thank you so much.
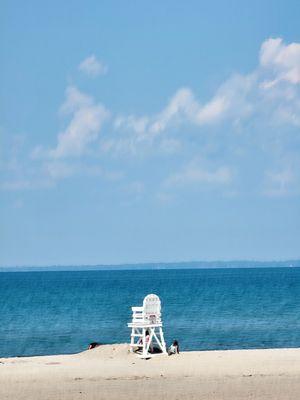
[130,327,135,352]
[142,327,147,358]
[159,326,167,353]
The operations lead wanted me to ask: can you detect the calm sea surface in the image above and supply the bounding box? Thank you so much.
[1,267,300,357]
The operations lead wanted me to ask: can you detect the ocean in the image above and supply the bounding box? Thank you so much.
[1,267,300,357]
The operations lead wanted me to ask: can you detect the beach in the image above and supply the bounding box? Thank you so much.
[1,344,300,400]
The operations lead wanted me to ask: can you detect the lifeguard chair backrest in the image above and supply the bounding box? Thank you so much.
[143,294,161,322]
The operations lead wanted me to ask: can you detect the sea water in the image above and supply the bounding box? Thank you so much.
[0,267,300,357]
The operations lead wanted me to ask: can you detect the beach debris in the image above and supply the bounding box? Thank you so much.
[88,342,100,350]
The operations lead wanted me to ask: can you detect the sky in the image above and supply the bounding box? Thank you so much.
[1,0,300,266]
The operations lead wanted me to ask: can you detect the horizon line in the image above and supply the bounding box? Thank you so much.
[1,259,299,272]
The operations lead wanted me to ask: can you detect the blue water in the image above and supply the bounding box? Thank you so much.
[1,267,300,357]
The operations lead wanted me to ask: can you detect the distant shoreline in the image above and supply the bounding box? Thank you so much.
[1,260,299,272]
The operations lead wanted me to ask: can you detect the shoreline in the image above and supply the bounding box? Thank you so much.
[3,343,300,359]
[1,344,300,399]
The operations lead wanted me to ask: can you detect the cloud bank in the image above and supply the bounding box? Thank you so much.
[3,38,300,198]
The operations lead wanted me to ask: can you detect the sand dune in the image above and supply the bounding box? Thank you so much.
[1,345,300,399]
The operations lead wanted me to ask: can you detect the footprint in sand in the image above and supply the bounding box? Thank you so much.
[45,362,61,365]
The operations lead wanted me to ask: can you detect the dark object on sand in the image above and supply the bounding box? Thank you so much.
[168,340,180,355]
[88,342,100,350]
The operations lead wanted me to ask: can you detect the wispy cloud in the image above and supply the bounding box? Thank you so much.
[165,159,233,187]
[49,86,109,158]
[43,161,75,179]
[78,55,108,77]
[108,74,255,157]
[5,37,300,198]
[0,178,54,191]
[114,87,230,137]
[112,37,300,147]
[3,87,116,191]
[263,169,295,197]
[42,160,123,181]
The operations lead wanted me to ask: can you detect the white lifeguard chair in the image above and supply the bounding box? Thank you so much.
[128,294,167,358]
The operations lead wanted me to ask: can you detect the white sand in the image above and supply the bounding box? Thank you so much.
[1,345,300,399]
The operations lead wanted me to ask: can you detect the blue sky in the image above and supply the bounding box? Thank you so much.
[1,1,300,266]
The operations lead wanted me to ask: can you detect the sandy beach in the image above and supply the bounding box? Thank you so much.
[1,345,300,400]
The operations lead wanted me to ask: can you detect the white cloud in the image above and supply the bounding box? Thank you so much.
[0,178,53,191]
[194,95,229,125]
[43,161,75,179]
[115,87,230,137]
[264,169,295,197]
[109,86,236,156]
[165,160,233,187]
[78,55,108,77]
[13,37,300,196]
[149,88,196,134]
[113,37,300,147]
[114,115,149,135]
[42,160,123,181]
[148,88,230,134]
[260,38,300,87]
[49,86,110,158]
[60,85,93,114]
[110,76,258,161]
[276,104,300,127]
[99,37,300,164]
